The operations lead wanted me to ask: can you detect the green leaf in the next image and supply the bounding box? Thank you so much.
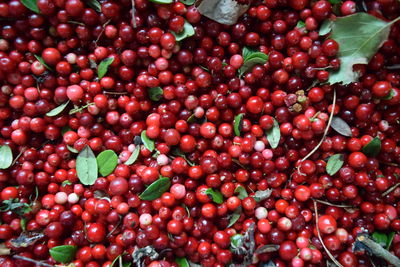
[242,46,257,59]
[87,0,101,12]
[61,180,72,186]
[0,199,31,216]
[238,52,268,77]
[319,19,333,36]
[381,89,395,100]
[387,232,395,249]
[296,20,306,29]
[331,116,352,137]
[362,137,381,157]
[172,20,195,41]
[97,57,114,79]
[372,232,388,247]
[141,130,155,152]
[20,218,27,231]
[61,126,73,135]
[123,262,132,267]
[46,101,70,117]
[176,257,190,267]
[96,150,118,176]
[327,13,398,85]
[253,189,273,202]
[205,188,223,204]
[230,233,243,247]
[148,87,163,101]
[233,113,244,136]
[76,146,98,185]
[69,102,94,115]
[326,154,344,176]
[139,177,171,200]
[228,208,242,228]
[179,0,195,5]
[266,119,280,149]
[328,0,342,4]
[149,0,173,3]
[67,145,78,154]
[34,55,53,71]
[125,146,140,165]
[234,185,248,200]
[0,145,13,169]
[21,0,39,13]
[49,245,77,263]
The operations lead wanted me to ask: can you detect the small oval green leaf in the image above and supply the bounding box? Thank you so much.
[49,245,77,263]
[372,232,388,248]
[253,189,273,202]
[331,116,352,137]
[46,101,70,117]
[148,87,163,101]
[149,0,173,3]
[362,137,381,158]
[141,130,155,152]
[319,19,333,36]
[139,177,171,200]
[266,119,280,149]
[205,188,223,204]
[176,257,190,267]
[34,55,53,71]
[76,146,98,185]
[228,208,242,228]
[326,154,344,176]
[234,185,248,200]
[296,20,306,29]
[234,113,244,136]
[125,146,140,165]
[172,20,195,41]
[87,0,101,12]
[0,145,13,169]
[98,57,114,79]
[96,150,118,176]
[179,0,195,5]
[67,145,78,154]
[21,0,39,13]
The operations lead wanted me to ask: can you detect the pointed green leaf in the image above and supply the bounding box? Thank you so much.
[176,257,190,267]
[0,145,13,169]
[87,0,101,12]
[372,232,388,248]
[34,55,53,71]
[331,116,352,137]
[139,177,171,200]
[21,0,39,13]
[319,19,333,36]
[172,20,194,41]
[253,189,273,202]
[387,232,395,249]
[266,119,280,149]
[46,101,70,117]
[97,57,114,79]
[141,130,155,152]
[296,20,306,29]
[238,52,268,77]
[326,154,344,176]
[49,245,77,263]
[362,137,381,157]
[76,146,98,185]
[96,150,118,176]
[179,0,195,5]
[327,13,398,85]
[381,89,395,100]
[125,146,140,165]
[234,113,244,136]
[205,188,223,204]
[228,208,242,228]
[234,185,248,200]
[67,145,78,154]
[148,87,163,101]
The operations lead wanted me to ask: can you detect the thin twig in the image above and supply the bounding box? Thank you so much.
[13,255,54,267]
[313,200,344,267]
[382,183,400,197]
[301,89,336,162]
[95,19,111,46]
[103,91,129,95]
[356,234,400,266]
[314,199,354,208]
[379,161,399,167]
[131,0,137,28]
[12,147,27,166]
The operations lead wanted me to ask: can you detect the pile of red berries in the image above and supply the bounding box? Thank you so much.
[0,0,400,266]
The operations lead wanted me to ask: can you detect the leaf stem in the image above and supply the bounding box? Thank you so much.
[313,200,344,267]
[301,89,336,162]
[314,199,354,208]
[13,255,54,267]
[356,233,400,266]
[382,183,400,197]
[131,0,137,28]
